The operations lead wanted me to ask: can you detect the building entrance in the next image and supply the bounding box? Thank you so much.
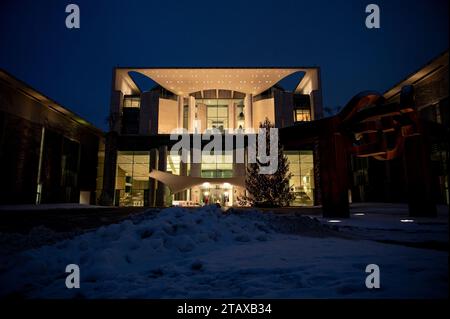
[200,182,233,207]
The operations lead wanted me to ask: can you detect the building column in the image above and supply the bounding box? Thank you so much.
[178,96,184,129]
[273,90,283,128]
[110,91,123,133]
[148,148,158,207]
[228,100,235,132]
[176,160,188,200]
[189,96,196,133]
[155,145,168,206]
[244,93,252,131]
[189,147,201,177]
[319,119,350,218]
[100,132,118,206]
[310,90,323,120]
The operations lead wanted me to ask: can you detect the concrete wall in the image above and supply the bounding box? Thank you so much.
[274,90,294,128]
[158,98,179,134]
[252,98,275,129]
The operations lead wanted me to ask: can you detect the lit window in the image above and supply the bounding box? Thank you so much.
[286,150,314,206]
[294,108,311,122]
[115,151,149,206]
[123,96,140,108]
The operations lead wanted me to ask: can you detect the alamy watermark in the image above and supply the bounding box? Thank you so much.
[169,128,279,174]
[365,264,381,289]
[365,4,380,29]
[65,264,80,289]
[65,4,80,29]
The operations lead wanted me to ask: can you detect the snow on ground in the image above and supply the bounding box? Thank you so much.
[0,205,447,298]
[316,203,449,244]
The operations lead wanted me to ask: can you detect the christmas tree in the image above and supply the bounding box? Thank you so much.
[240,118,295,207]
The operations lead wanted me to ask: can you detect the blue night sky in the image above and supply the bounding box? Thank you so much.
[0,0,448,130]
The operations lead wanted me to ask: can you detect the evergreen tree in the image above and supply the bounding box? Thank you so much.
[240,118,295,207]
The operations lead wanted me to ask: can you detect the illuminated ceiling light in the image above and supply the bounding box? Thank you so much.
[353,213,365,216]
[327,220,341,223]
[400,219,414,223]
[202,182,210,189]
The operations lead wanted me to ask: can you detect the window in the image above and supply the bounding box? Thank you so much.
[286,151,314,206]
[183,105,189,129]
[167,154,181,175]
[201,151,233,178]
[294,108,311,122]
[235,101,245,130]
[198,98,230,132]
[123,96,140,108]
[207,104,228,131]
[167,153,190,176]
[115,151,149,206]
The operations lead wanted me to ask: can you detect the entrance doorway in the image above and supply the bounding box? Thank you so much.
[200,182,233,207]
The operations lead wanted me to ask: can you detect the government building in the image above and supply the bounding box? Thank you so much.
[1,50,448,218]
[99,67,323,208]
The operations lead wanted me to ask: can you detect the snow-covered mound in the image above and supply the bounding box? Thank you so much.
[0,205,274,297]
[0,205,447,298]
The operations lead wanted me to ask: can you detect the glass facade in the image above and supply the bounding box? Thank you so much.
[195,98,230,132]
[115,151,149,206]
[195,95,244,131]
[201,151,233,178]
[167,153,190,176]
[286,150,314,206]
[235,101,245,130]
[183,105,189,129]
[206,102,228,131]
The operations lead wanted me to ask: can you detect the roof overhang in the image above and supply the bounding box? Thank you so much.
[149,169,245,193]
[0,69,103,136]
[383,50,449,101]
[114,67,320,96]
